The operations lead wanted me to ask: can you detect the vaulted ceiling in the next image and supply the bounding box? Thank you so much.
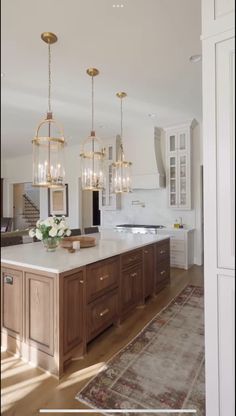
[1,0,202,158]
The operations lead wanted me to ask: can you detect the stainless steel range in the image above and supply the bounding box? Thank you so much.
[115,224,166,234]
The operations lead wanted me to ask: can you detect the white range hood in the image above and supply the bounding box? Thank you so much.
[132,127,166,189]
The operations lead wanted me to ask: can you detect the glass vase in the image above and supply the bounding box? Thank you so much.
[42,237,60,252]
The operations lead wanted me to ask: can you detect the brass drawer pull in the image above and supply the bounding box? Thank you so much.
[79,280,84,284]
[160,250,166,255]
[131,272,138,277]
[99,308,109,317]
[4,276,13,285]
[99,274,109,281]
[160,270,166,275]
[144,250,149,254]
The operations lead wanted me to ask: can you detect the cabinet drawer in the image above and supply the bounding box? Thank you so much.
[121,249,142,269]
[87,290,118,342]
[170,252,186,267]
[156,240,170,262]
[170,240,185,252]
[169,233,185,241]
[156,260,170,285]
[86,256,119,302]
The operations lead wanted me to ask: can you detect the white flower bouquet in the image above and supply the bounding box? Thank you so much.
[29,216,71,251]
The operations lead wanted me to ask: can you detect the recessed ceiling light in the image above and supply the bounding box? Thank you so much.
[189,54,202,63]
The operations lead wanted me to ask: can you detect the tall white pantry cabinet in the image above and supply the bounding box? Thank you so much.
[202,0,235,415]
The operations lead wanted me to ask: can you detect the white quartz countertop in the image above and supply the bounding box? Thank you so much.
[1,229,170,274]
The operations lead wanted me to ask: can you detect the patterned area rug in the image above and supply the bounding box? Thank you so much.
[76,285,205,415]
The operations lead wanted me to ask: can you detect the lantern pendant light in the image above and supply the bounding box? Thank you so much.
[112,92,132,193]
[32,32,66,188]
[80,68,105,191]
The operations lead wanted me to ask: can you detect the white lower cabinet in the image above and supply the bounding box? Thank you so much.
[157,229,194,270]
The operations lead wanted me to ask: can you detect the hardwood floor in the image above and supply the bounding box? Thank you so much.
[1,266,204,416]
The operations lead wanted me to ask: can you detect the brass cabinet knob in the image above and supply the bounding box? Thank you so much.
[99,308,109,317]
[99,274,109,281]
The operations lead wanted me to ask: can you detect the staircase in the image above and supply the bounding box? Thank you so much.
[22,194,40,228]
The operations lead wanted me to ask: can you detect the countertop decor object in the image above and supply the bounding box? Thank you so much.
[29,216,71,252]
[61,236,96,249]
[32,32,66,188]
[80,68,105,191]
[111,92,132,193]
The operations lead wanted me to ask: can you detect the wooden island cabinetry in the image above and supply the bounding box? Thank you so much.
[1,233,170,377]
[120,249,143,319]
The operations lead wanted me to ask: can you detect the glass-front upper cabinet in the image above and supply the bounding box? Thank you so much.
[165,121,195,210]
[169,155,177,207]
[169,134,177,152]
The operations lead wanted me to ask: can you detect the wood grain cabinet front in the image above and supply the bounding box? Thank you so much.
[87,290,118,342]
[120,265,143,318]
[25,272,55,356]
[143,245,155,299]
[156,260,170,293]
[63,270,84,355]
[121,249,142,269]
[155,240,170,293]
[156,240,170,262]
[86,256,120,303]
[1,267,23,340]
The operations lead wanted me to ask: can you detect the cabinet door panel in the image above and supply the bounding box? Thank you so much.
[25,273,54,355]
[156,260,170,292]
[143,245,155,298]
[63,271,84,354]
[121,265,142,315]
[1,268,23,339]
[216,37,235,269]
[156,241,170,262]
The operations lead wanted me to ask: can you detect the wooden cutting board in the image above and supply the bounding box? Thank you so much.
[61,236,96,249]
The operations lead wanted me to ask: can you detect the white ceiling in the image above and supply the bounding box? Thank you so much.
[1,0,202,159]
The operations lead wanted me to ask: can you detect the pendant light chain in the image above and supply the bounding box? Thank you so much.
[48,43,52,113]
[91,75,94,132]
[120,96,124,161]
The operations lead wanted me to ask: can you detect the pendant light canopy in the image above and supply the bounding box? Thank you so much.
[32,32,66,188]
[112,92,132,193]
[80,68,105,191]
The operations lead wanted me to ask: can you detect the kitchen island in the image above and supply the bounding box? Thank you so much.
[1,229,170,377]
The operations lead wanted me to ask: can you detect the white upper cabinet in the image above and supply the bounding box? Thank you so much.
[99,136,121,211]
[165,121,195,210]
[202,0,234,38]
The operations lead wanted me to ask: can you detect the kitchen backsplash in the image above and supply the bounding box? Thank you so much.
[101,189,195,229]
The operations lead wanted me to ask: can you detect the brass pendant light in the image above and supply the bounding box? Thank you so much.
[112,92,132,193]
[80,68,105,191]
[32,32,66,188]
